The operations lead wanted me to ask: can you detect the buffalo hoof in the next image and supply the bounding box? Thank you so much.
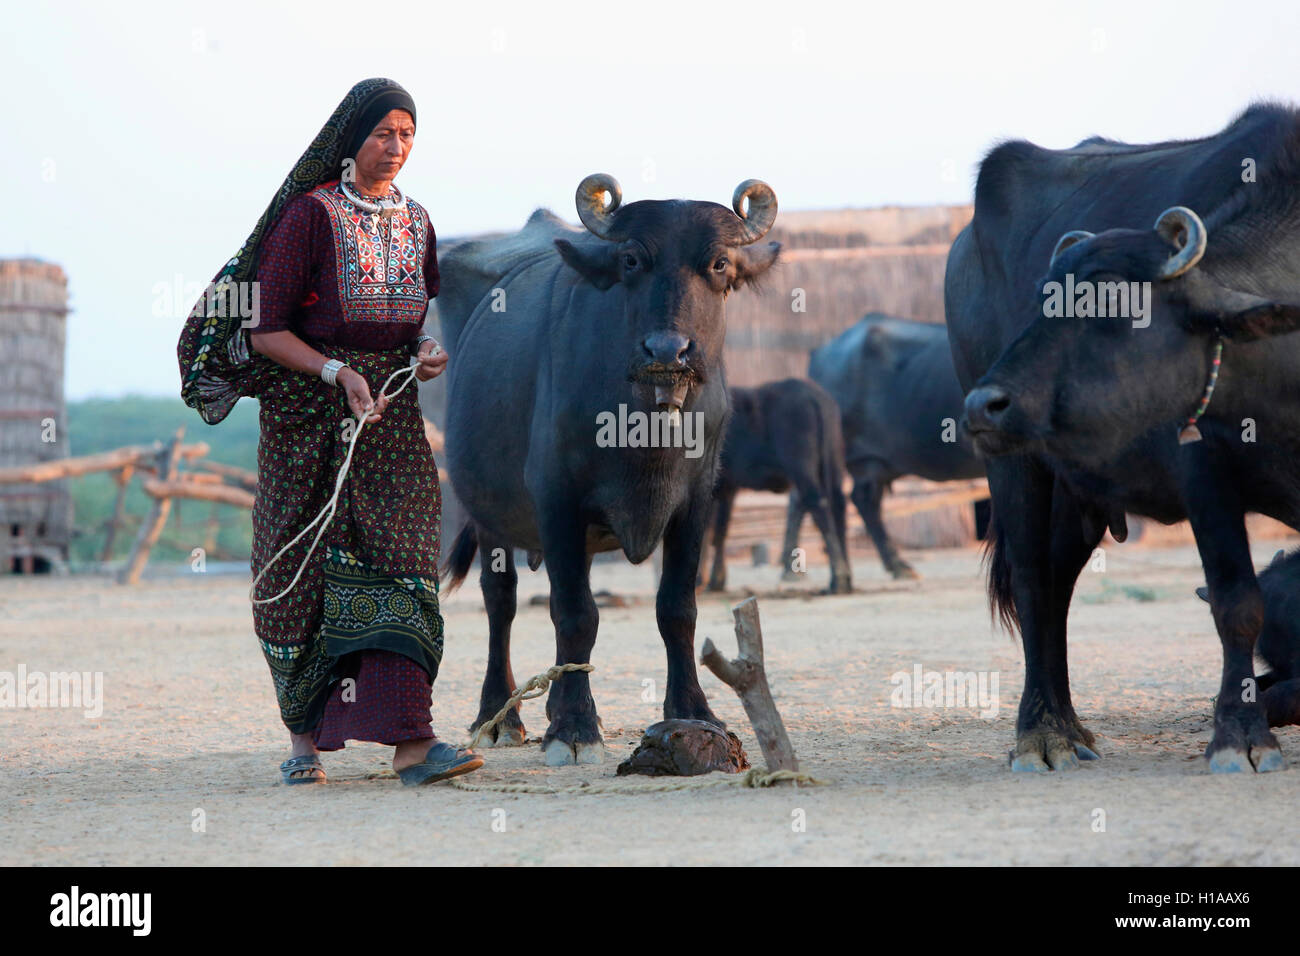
[482,724,526,747]
[1009,732,1097,772]
[779,569,801,583]
[705,578,726,592]
[468,708,526,747]
[890,564,920,581]
[543,738,605,766]
[1206,742,1286,774]
[825,578,853,595]
[1206,747,1285,773]
[1206,709,1287,773]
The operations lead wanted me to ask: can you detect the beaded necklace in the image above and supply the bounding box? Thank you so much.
[1177,335,1224,445]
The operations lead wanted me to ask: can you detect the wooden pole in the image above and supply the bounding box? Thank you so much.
[100,463,134,562]
[700,597,799,773]
[118,427,185,585]
[204,501,220,555]
[883,484,990,519]
[0,441,208,484]
[191,459,258,491]
[139,478,255,509]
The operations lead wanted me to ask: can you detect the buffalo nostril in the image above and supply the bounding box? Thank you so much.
[964,385,1012,430]
[643,332,691,366]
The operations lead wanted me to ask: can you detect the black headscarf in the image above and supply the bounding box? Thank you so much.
[178,78,417,424]
[340,87,417,175]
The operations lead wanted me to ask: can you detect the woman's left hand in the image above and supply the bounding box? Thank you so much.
[414,339,449,382]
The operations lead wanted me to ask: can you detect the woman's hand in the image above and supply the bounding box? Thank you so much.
[338,367,389,423]
[414,339,449,382]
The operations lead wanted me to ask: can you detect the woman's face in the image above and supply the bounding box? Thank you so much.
[354,108,415,185]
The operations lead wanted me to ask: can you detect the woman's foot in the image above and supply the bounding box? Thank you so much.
[393,737,438,773]
[394,740,485,786]
[283,731,325,783]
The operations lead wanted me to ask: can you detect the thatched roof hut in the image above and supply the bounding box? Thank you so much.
[0,259,72,573]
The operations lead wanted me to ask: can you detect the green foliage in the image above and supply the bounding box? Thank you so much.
[65,395,260,565]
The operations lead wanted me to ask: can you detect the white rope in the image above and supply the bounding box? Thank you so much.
[249,363,421,606]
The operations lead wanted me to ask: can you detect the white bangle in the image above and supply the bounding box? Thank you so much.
[320,359,346,386]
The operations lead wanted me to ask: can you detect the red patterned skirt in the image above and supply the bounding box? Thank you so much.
[250,344,444,740]
[312,650,435,750]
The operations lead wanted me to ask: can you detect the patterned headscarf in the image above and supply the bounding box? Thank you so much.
[177,77,416,425]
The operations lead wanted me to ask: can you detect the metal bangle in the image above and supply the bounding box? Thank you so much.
[411,334,436,357]
[320,359,346,386]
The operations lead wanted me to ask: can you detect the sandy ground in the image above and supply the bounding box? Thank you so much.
[3,536,1300,867]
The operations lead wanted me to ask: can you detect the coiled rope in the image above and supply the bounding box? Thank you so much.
[249,363,421,605]
[445,766,823,794]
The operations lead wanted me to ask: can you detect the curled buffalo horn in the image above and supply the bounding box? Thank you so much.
[575,173,623,240]
[1049,230,1095,266]
[1154,206,1207,279]
[731,179,778,245]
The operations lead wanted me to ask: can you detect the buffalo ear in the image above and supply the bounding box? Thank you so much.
[734,241,781,287]
[555,238,620,290]
[1178,271,1300,342]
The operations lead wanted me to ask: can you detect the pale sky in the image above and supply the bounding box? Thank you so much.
[2,0,1297,400]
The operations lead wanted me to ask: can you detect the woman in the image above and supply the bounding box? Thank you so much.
[177,78,483,787]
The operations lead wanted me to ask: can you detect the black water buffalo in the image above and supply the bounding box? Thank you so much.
[947,103,1300,773]
[1197,549,1300,728]
[706,378,851,594]
[807,313,985,578]
[438,174,780,765]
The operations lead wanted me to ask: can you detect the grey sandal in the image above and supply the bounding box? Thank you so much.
[396,741,485,786]
[280,753,326,785]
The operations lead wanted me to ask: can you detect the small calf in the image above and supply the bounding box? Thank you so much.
[708,378,852,593]
[1198,549,1300,726]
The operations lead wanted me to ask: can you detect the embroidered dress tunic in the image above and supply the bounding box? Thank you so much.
[248,179,445,748]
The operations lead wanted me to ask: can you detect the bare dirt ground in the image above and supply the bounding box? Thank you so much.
[3,536,1300,866]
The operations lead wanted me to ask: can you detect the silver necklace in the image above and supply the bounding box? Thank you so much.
[340,180,407,218]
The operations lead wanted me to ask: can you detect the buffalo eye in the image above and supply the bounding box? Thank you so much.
[712,257,729,273]
[623,253,639,271]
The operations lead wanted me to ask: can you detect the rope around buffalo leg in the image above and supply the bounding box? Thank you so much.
[461,662,595,752]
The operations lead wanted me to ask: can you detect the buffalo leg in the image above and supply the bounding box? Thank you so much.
[537,510,604,766]
[1182,460,1284,773]
[660,492,723,727]
[779,492,804,582]
[706,485,735,591]
[989,458,1098,771]
[794,477,852,594]
[830,469,849,577]
[468,530,525,746]
[850,462,915,579]
[1035,476,1105,765]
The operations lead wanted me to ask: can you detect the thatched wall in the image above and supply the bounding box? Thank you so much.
[0,259,72,572]
[723,204,971,386]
